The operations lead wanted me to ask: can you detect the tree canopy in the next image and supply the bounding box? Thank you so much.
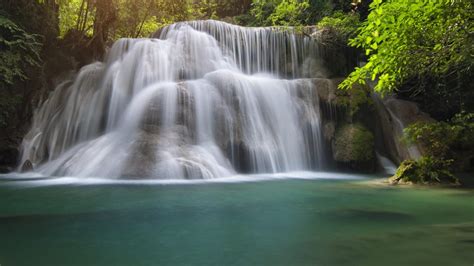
[246,0,359,26]
[0,15,41,87]
[52,0,253,41]
[339,0,473,94]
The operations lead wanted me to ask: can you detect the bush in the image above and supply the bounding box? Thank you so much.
[340,0,473,93]
[390,156,459,185]
[317,11,360,41]
[0,14,42,87]
[268,0,310,26]
[248,0,355,27]
[404,112,474,162]
[391,112,473,185]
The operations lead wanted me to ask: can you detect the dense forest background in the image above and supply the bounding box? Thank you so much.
[0,0,473,179]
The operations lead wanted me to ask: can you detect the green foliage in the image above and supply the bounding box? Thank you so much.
[57,0,93,37]
[0,15,42,87]
[340,0,474,93]
[390,156,459,185]
[249,0,347,26]
[397,112,474,182]
[317,11,359,38]
[404,112,474,160]
[268,0,310,26]
[56,0,247,39]
[334,82,372,116]
[192,0,220,20]
[306,0,338,23]
[0,91,21,128]
[249,0,279,26]
[115,0,166,38]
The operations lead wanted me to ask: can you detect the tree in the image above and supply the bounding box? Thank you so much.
[246,0,361,26]
[0,15,41,87]
[269,0,310,26]
[248,0,280,26]
[339,0,474,94]
[317,11,360,44]
[0,14,42,127]
[90,0,117,54]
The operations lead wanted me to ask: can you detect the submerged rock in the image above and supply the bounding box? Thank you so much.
[335,208,414,222]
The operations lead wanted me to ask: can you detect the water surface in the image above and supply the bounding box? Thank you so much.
[0,173,473,266]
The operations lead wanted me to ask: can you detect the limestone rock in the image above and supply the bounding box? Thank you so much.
[21,160,34,172]
[323,121,336,142]
[332,123,375,172]
[372,95,434,164]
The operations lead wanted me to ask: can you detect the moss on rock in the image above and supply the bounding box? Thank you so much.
[390,156,460,185]
[332,123,375,171]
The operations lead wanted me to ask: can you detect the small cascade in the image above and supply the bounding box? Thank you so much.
[371,93,430,165]
[384,106,422,159]
[19,20,328,179]
[155,21,325,78]
[376,152,397,175]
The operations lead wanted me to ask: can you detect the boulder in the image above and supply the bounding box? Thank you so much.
[332,123,375,172]
[384,98,434,125]
[323,121,336,142]
[372,95,435,165]
[312,78,341,104]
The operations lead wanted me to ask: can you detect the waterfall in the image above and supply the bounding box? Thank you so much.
[19,20,327,179]
[376,152,397,175]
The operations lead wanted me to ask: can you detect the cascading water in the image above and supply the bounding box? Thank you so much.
[19,20,328,179]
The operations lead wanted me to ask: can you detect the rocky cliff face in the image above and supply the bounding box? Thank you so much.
[372,95,435,165]
[307,78,435,173]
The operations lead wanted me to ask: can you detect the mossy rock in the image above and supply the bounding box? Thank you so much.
[390,157,460,185]
[332,123,375,171]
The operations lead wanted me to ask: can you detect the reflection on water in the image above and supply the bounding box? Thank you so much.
[0,174,473,266]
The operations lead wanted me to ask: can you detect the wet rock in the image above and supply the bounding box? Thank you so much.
[332,123,375,172]
[313,78,341,104]
[20,160,34,172]
[372,95,435,164]
[384,98,434,125]
[122,126,193,178]
[225,141,252,174]
[323,121,336,142]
